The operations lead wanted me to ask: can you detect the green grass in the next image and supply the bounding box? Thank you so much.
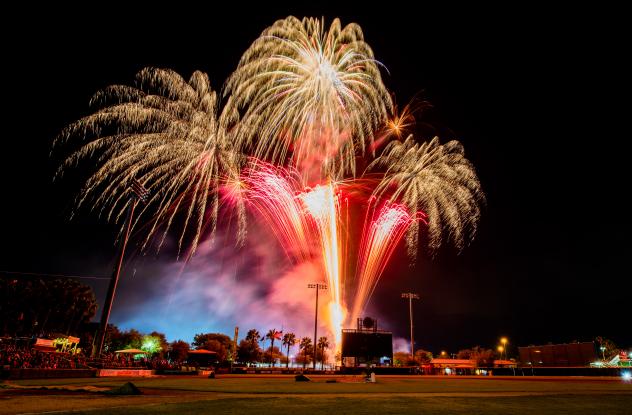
[48,395,632,415]
[4,376,631,414]
[9,375,632,394]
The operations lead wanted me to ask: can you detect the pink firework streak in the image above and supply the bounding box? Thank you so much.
[240,160,423,351]
[351,201,424,322]
[241,161,348,346]
[241,162,314,263]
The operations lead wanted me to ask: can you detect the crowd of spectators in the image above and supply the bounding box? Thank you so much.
[1,342,186,371]
[1,344,88,369]
[95,353,184,370]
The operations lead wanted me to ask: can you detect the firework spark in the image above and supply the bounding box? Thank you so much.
[242,168,348,343]
[225,16,392,180]
[54,68,244,256]
[385,100,419,139]
[371,96,432,153]
[242,161,314,262]
[299,183,345,342]
[351,201,420,320]
[368,136,484,256]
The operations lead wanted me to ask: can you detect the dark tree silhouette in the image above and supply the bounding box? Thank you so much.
[282,332,297,369]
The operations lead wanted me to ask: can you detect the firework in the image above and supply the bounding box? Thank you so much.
[299,183,345,341]
[368,136,484,255]
[242,161,314,262]
[54,68,244,256]
[351,201,420,320]
[240,167,349,344]
[225,16,392,180]
[385,99,423,139]
[56,17,485,348]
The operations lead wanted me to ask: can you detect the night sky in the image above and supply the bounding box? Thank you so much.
[1,6,627,353]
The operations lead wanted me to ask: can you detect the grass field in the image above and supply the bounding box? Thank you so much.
[2,375,631,414]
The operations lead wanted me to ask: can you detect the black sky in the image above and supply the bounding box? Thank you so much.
[1,6,628,352]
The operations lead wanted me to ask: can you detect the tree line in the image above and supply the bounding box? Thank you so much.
[1,276,332,366]
[234,329,331,368]
[97,325,332,367]
[1,275,97,337]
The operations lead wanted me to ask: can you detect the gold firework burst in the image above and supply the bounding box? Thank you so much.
[225,16,392,181]
[54,67,244,256]
[368,136,484,255]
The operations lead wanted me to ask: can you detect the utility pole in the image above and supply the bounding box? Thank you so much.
[308,283,327,370]
[94,180,148,357]
[401,292,420,360]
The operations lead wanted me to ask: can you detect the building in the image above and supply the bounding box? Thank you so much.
[187,349,219,368]
[430,358,516,375]
[518,342,596,367]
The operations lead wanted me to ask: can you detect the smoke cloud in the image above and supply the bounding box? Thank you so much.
[110,226,338,344]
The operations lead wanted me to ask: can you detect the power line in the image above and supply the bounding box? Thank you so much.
[0,270,111,280]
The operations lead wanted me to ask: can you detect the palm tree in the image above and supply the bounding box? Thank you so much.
[299,337,312,369]
[245,329,261,365]
[282,332,297,368]
[246,329,260,345]
[317,336,330,370]
[265,329,279,367]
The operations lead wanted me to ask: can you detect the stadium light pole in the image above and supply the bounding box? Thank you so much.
[308,283,327,370]
[94,180,148,357]
[401,293,420,360]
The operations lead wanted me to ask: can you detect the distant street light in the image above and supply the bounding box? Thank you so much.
[401,292,420,360]
[600,345,606,361]
[500,337,509,360]
[94,179,148,358]
[308,283,327,370]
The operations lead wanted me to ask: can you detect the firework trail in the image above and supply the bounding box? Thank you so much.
[351,201,422,321]
[300,183,346,343]
[368,136,485,256]
[241,161,314,262]
[241,166,348,343]
[54,68,244,256]
[225,16,392,180]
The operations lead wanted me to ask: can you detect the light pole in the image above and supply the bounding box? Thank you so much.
[497,345,505,360]
[600,346,606,361]
[401,292,419,360]
[308,283,327,370]
[500,337,508,360]
[94,179,148,357]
